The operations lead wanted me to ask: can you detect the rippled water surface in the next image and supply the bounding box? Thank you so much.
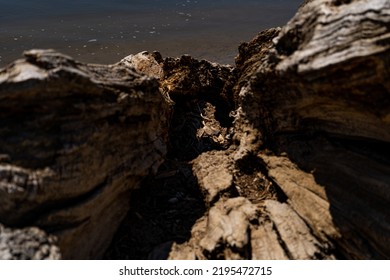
[0,0,302,66]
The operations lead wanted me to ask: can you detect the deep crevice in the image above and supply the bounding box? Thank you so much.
[104,160,206,259]
[332,0,352,6]
[235,153,289,204]
[270,220,293,259]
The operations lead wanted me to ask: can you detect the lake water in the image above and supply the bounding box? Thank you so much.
[0,0,302,66]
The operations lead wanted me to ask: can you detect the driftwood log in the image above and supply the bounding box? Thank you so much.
[1,0,389,260]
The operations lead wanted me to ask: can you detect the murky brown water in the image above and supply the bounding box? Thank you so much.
[0,0,302,66]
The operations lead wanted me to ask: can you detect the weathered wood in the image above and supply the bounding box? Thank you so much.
[192,151,234,204]
[232,0,390,259]
[264,200,334,260]
[168,0,390,260]
[0,223,60,260]
[259,154,340,243]
[250,218,289,260]
[199,197,257,257]
[237,0,390,145]
[1,0,389,261]
[0,49,170,259]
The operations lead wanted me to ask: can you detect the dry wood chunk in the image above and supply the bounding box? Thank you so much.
[264,200,334,260]
[192,151,234,204]
[200,197,257,255]
[251,218,289,260]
